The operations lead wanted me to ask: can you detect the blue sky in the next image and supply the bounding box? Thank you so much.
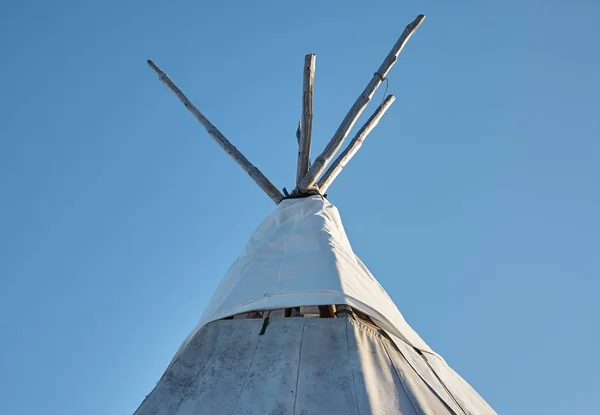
[1,0,599,413]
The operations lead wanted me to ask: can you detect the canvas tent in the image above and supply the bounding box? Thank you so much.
[135,14,497,415]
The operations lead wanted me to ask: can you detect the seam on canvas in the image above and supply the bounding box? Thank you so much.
[231,322,264,413]
[420,352,468,415]
[380,339,424,415]
[345,319,363,415]
[292,320,306,415]
[386,339,461,415]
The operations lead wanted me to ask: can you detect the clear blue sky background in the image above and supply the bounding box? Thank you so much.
[1,1,598,414]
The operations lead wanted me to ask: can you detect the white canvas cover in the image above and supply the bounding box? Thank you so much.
[136,317,492,415]
[143,196,496,414]
[176,195,432,357]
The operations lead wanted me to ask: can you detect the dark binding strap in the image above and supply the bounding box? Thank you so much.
[259,317,270,335]
[259,310,272,335]
[281,189,327,201]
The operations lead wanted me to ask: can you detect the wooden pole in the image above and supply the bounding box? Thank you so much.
[297,54,316,185]
[318,305,335,318]
[296,14,425,192]
[147,60,284,205]
[317,95,396,193]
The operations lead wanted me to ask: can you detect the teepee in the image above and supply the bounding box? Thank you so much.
[136,14,497,415]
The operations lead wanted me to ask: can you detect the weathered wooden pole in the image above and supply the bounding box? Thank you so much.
[147,60,284,204]
[296,14,425,192]
[317,95,396,193]
[297,54,316,185]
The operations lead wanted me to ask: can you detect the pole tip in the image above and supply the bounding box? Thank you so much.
[147,60,160,71]
[409,14,426,30]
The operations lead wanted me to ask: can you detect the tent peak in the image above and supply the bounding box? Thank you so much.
[148,14,425,204]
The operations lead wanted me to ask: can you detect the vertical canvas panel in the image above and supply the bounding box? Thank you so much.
[134,319,226,415]
[135,317,494,415]
[232,318,304,415]
[346,320,421,415]
[293,318,360,415]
